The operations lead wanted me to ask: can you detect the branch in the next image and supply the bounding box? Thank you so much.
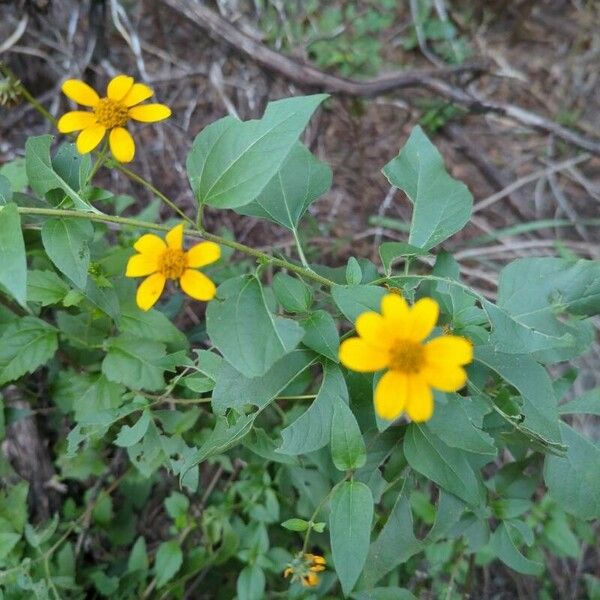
[160,0,600,156]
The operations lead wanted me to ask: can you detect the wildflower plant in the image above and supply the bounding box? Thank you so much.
[0,72,598,599]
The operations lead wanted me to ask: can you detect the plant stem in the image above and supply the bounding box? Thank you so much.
[17,207,335,288]
[292,228,310,269]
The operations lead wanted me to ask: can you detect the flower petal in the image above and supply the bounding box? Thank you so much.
[179,269,216,301]
[422,365,467,392]
[109,127,135,163]
[355,311,394,350]
[405,375,434,422]
[107,75,134,101]
[186,241,221,268]
[374,369,408,421]
[406,297,439,341]
[126,253,159,277]
[128,103,172,122]
[425,335,473,366]
[62,79,100,107]
[57,110,97,133]
[76,124,106,154]
[123,83,154,107]
[166,223,184,250]
[381,293,410,332]
[136,272,166,311]
[339,337,389,372]
[133,233,166,255]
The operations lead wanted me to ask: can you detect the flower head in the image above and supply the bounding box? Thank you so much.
[339,293,473,422]
[58,75,171,162]
[126,224,220,311]
[284,552,326,587]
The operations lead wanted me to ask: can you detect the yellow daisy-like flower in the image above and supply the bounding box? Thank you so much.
[339,293,473,422]
[125,224,220,311]
[57,74,171,163]
[284,553,326,588]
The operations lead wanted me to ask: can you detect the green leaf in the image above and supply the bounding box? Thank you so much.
[382,126,473,250]
[475,346,561,445]
[41,218,93,288]
[300,309,340,362]
[331,398,366,471]
[0,317,58,386]
[154,540,183,588]
[25,135,99,212]
[0,157,27,193]
[187,95,327,208]
[0,175,12,204]
[332,284,387,323]
[330,481,373,596]
[559,388,600,415]
[281,518,309,532]
[404,424,482,505]
[114,410,151,447]
[212,349,315,414]
[491,258,600,355]
[426,397,496,456]
[102,336,169,392]
[207,275,305,378]
[279,362,347,455]
[0,203,27,306]
[51,142,92,191]
[489,522,543,576]
[0,482,28,533]
[165,492,189,520]
[0,532,21,559]
[346,257,362,285]
[272,272,313,313]
[379,241,427,275]
[544,422,600,520]
[127,536,148,574]
[237,565,266,600]
[352,589,417,600]
[237,142,332,229]
[27,270,69,306]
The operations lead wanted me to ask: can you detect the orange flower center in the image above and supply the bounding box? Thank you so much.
[159,248,187,279]
[94,97,129,128]
[389,340,425,373]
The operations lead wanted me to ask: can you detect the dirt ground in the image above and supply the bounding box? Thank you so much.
[1,1,599,597]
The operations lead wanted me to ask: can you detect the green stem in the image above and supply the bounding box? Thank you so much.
[85,142,108,185]
[114,163,194,225]
[17,207,335,288]
[292,228,310,270]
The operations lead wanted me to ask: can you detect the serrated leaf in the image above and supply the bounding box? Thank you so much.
[279,362,347,455]
[300,309,339,362]
[404,424,482,505]
[331,398,366,471]
[544,422,600,520]
[207,275,305,378]
[27,270,69,306]
[332,284,387,323]
[114,410,151,447]
[102,336,169,392]
[41,218,93,288]
[187,95,327,208]
[0,317,58,385]
[382,126,473,250]
[237,142,331,229]
[0,203,27,305]
[154,540,183,588]
[330,481,373,595]
[25,135,99,212]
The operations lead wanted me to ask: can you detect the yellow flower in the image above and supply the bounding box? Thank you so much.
[284,553,326,587]
[339,293,473,422]
[57,75,171,162]
[125,224,220,311]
